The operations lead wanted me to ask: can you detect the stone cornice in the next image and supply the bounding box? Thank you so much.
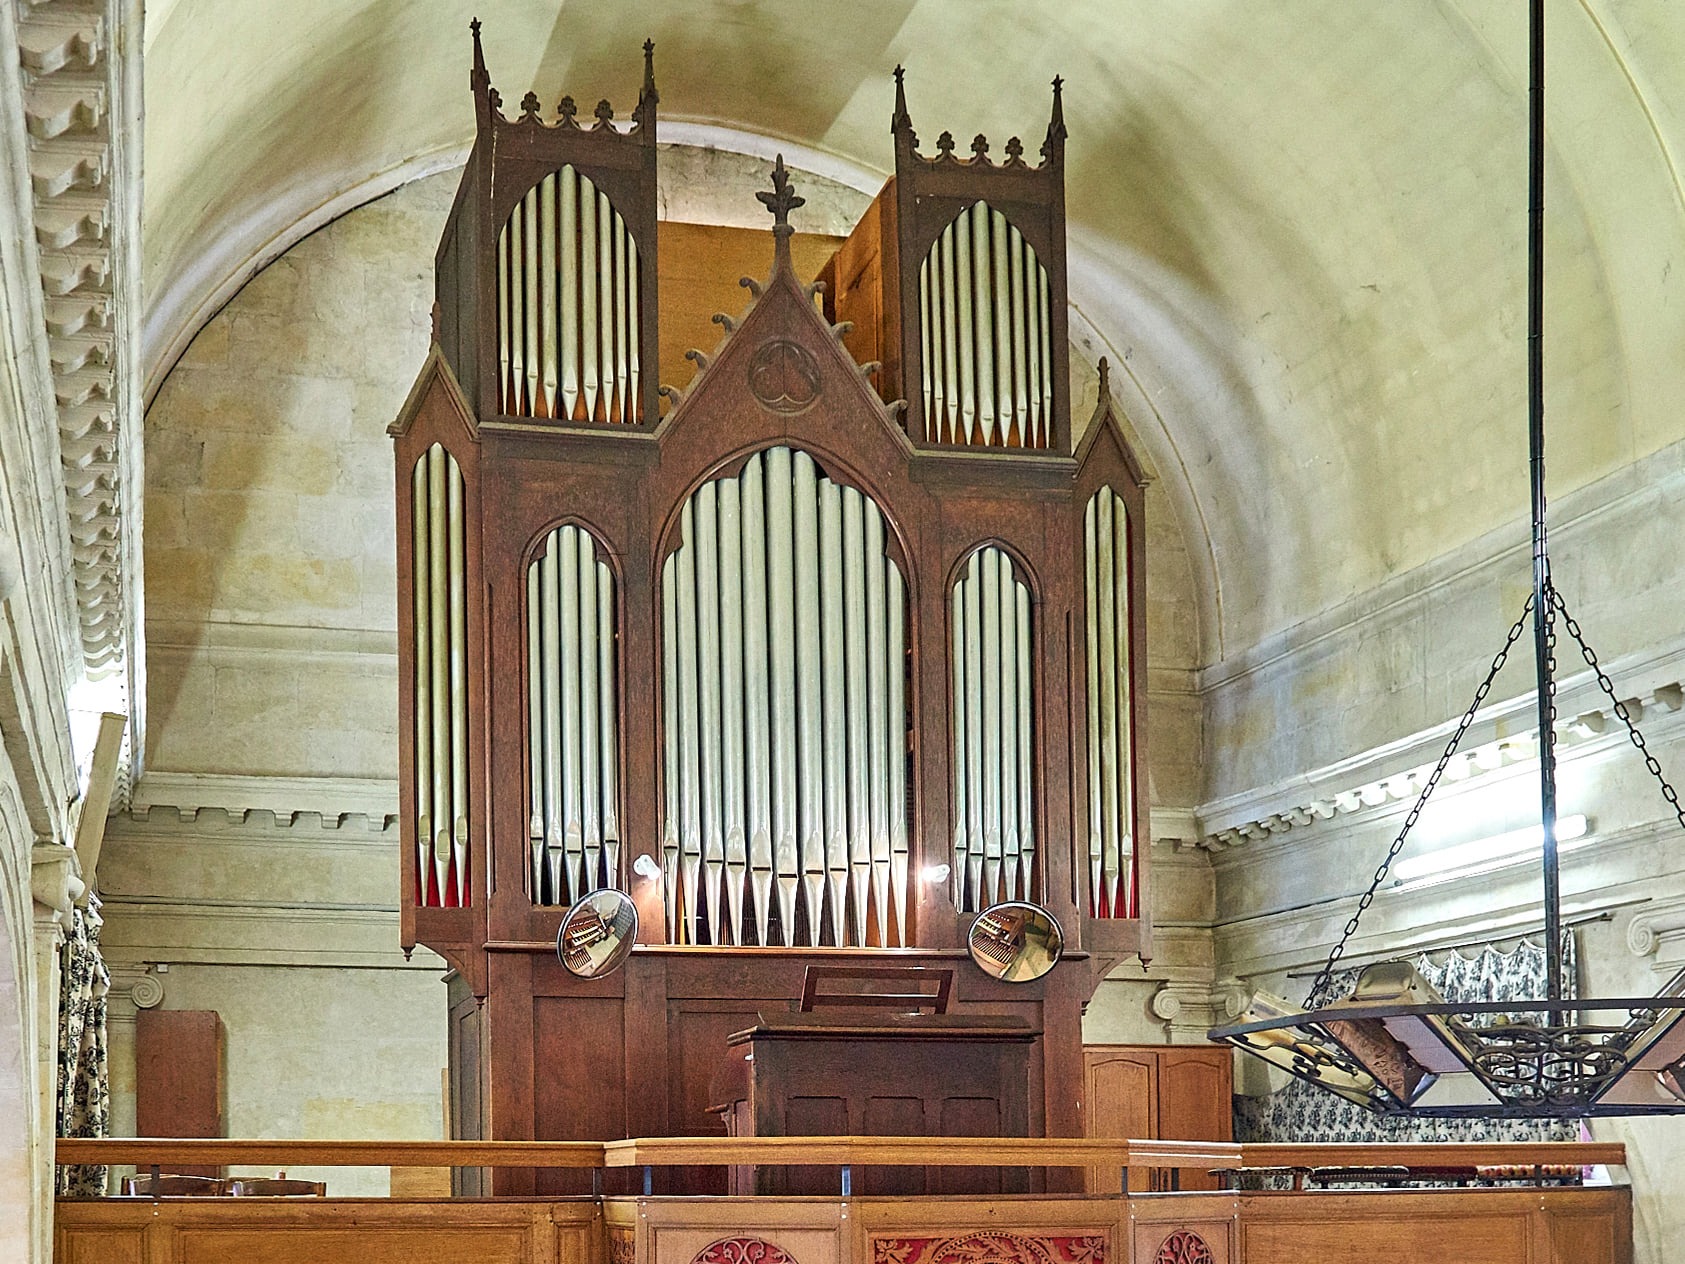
[1189,633,1685,853]
[15,0,145,777]
[129,771,399,831]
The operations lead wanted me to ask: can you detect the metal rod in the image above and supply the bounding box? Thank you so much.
[523,191,541,417]
[939,228,960,443]
[448,461,469,906]
[971,203,995,445]
[542,532,563,905]
[1526,0,1562,1010]
[980,547,1003,905]
[660,556,681,937]
[1015,583,1034,899]
[767,448,800,943]
[580,185,599,421]
[887,569,908,944]
[561,168,580,420]
[719,478,746,943]
[597,560,619,886]
[696,482,725,940]
[1083,495,1103,914]
[676,500,703,942]
[951,582,969,910]
[539,174,558,417]
[867,510,891,941]
[820,480,851,945]
[844,487,872,942]
[742,454,774,945]
[597,189,614,422]
[413,459,433,904]
[527,558,544,898]
[991,209,1013,446]
[999,549,1020,899]
[794,453,826,945]
[578,530,601,893]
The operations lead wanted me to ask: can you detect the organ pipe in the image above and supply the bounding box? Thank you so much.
[1083,486,1134,917]
[949,546,1036,911]
[410,445,471,908]
[497,167,642,422]
[919,204,1052,448]
[660,447,910,946]
[526,523,621,906]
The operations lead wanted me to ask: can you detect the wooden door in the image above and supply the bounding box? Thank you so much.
[1082,1047,1156,1193]
[1157,1046,1233,1191]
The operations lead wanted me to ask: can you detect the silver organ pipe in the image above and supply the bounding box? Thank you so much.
[661,447,909,946]
[526,523,621,905]
[1083,486,1133,917]
[919,204,1052,448]
[411,445,471,907]
[949,545,1036,911]
[497,167,642,422]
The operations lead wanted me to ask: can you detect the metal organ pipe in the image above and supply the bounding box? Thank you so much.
[525,523,621,907]
[949,546,1035,911]
[660,448,910,946]
[919,204,1052,448]
[1083,487,1134,918]
[410,445,471,908]
[496,167,642,422]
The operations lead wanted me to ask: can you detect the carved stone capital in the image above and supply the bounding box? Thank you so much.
[1627,896,1685,969]
[1150,977,1248,1041]
[106,965,164,1021]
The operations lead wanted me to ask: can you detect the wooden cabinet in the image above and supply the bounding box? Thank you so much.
[1083,1044,1232,1192]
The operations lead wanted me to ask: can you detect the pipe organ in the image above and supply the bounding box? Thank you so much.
[659,447,910,949]
[390,25,1149,1196]
[526,523,620,906]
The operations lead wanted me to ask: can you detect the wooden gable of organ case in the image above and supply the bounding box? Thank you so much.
[389,26,1151,1195]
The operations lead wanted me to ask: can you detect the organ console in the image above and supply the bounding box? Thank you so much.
[389,22,1150,1194]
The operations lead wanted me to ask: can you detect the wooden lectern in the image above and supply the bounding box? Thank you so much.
[711,967,1039,1195]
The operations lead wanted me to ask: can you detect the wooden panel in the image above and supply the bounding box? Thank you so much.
[175,1228,535,1264]
[56,1229,144,1264]
[1083,1047,1154,1193]
[1157,1046,1232,1191]
[656,222,843,402]
[1238,1192,1534,1264]
[1538,1205,1629,1264]
[135,1010,222,1179]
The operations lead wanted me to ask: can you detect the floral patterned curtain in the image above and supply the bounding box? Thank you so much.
[55,898,110,1195]
[1233,934,1579,1144]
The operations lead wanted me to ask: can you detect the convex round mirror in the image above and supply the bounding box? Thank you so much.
[556,889,639,979]
[968,900,1064,983]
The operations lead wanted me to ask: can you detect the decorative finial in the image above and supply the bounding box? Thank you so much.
[970,134,990,161]
[635,38,659,128]
[892,64,916,145]
[1042,73,1067,160]
[936,130,955,158]
[757,155,806,270]
[1097,356,1111,403]
[1004,136,1024,164]
[557,94,578,126]
[594,99,615,128]
[470,17,490,96]
[521,91,542,121]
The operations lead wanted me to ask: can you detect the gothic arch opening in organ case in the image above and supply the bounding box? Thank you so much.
[387,23,1147,1181]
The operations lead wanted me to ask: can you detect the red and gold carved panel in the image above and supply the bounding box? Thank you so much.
[690,1239,801,1264]
[871,1233,1106,1264]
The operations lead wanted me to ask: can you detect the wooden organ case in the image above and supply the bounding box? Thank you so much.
[389,26,1151,1196]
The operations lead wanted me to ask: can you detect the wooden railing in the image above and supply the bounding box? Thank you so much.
[54,1135,1626,1179]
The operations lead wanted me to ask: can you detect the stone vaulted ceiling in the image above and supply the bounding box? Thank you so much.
[140,0,1685,666]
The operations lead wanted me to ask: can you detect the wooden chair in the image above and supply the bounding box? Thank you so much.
[226,1175,327,1196]
[120,1174,225,1196]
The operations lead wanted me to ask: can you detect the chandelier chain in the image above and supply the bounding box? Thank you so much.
[1552,588,1685,833]
[1307,595,1537,1007]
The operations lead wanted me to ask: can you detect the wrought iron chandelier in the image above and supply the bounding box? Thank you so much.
[1206,0,1685,1119]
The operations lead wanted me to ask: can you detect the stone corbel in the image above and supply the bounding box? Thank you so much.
[1626,896,1685,970]
[30,839,83,920]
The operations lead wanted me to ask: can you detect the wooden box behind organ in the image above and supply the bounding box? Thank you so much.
[389,23,1151,1195]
